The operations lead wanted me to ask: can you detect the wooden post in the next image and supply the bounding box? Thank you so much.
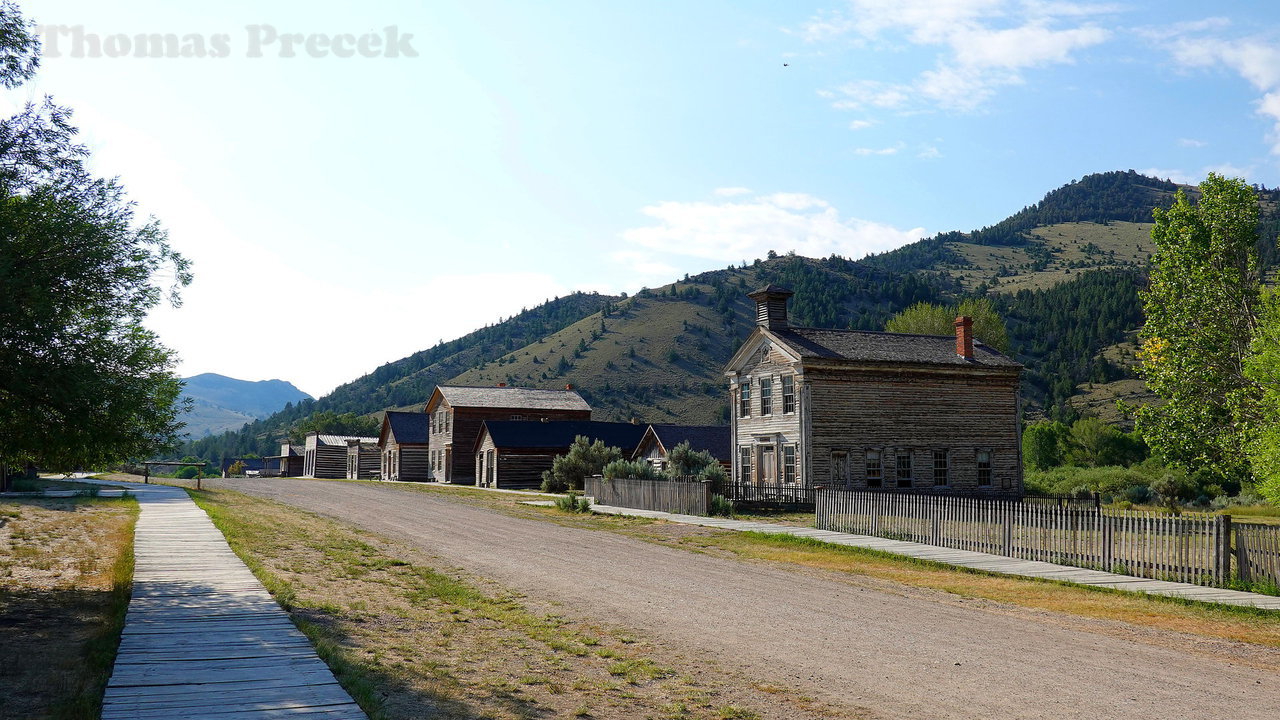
[1219,514,1232,582]
[1002,512,1012,557]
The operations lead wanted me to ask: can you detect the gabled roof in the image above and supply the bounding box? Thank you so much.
[433,385,592,412]
[475,420,646,454]
[727,326,1020,371]
[771,326,1020,368]
[381,411,429,445]
[640,424,731,462]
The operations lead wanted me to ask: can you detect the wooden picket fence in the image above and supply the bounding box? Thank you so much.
[585,475,712,516]
[815,489,1280,589]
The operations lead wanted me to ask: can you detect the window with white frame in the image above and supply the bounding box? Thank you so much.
[866,450,882,488]
[760,377,773,415]
[783,445,796,484]
[782,375,795,414]
[738,445,753,483]
[933,449,949,487]
[739,381,752,418]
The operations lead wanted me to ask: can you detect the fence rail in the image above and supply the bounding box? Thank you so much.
[814,489,1278,589]
[723,481,816,506]
[585,476,711,516]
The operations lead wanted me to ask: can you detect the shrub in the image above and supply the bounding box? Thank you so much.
[554,492,591,513]
[540,436,623,492]
[709,493,734,517]
[175,465,200,479]
[602,459,662,480]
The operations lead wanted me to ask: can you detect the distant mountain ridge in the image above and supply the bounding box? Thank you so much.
[179,373,313,438]
[182,170,1280,459]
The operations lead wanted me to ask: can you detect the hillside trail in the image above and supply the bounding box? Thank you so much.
[213,478,1280,720]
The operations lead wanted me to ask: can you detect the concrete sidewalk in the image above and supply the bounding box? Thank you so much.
[582,502,1280,610]
[82,478,365,719]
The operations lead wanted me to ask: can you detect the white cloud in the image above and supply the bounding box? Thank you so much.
[1177,138,1207,148]
[809,0,1112,113]
[1135,167,1196,185]
[848,119,875,130]
[712,186,753,197]
[853,144,902,155]
[621,190,925,264]
[1163,33,1280,155]
[917,144,942,159]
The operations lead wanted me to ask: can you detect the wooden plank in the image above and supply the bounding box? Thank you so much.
[86,480,365,720]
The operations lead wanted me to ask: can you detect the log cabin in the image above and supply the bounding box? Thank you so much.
[425,385,592,483]
[264,443,305,477]
[345,438,380,480]
[378,411,431,482]
[725,285,1024,499]
[473,420,647,489]
[632,424,731,474]
[303,432,378,479]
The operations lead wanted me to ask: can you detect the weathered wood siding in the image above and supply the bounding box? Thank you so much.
[308,447,347,479]
[806,364,1022,497]
[383,443,430,482]
[345,443,379,480]
[437,406,590,484]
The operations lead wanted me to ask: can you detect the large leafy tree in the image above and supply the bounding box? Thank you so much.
[1244,290,1280,502]
[884,297,1010,353]
[1134,174,1260,483]
[0,3,190,487]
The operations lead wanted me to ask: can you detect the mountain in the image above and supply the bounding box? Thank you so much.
[179,373,313,438]
[182,170,1280,459]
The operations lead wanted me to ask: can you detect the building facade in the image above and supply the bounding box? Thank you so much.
[725,285,1024,498]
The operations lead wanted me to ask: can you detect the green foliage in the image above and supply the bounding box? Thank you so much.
[602,459,662,480]
[663,441,727,492]
[174,465,201,480]
[1148,468,1196,511]
[884,297,1009,352]
[540,436,623,493]
[288,411,378,443]
[1066,417,1146,467]
[1135,174,1261,485]
[1246,289,1280,503]
[709,493,734,517]
[0,5,190,482]
[228,460,246,476]
[1022,421,1067,471]
[553,492,592,513]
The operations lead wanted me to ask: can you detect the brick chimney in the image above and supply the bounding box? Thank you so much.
[496,382,507,387]
[747,285,795,330]
[955,316,974,360]
[565,383,573,390]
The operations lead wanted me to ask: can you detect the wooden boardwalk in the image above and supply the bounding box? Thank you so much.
[583,503,1280,610]
[101,481,365,719]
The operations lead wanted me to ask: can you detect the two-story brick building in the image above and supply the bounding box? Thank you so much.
[725,285,1024,498]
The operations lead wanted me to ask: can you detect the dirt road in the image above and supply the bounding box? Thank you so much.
[213,478,1279,719]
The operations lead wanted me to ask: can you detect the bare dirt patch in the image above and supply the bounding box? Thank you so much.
[0,496,136,719]
[194,487,859,720]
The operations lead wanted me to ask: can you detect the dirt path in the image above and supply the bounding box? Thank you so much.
[213,478,1279,720]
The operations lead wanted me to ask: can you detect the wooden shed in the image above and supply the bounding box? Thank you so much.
[726,285,1024,499]
[378,411,431,482]
[264,443,304,477]
[345,439,380,480]
[473,420,647,490]
[303,432,378,479]
[425,385,592,484]
[632,424,731,474]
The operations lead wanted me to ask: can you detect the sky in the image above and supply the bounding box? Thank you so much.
[19,1,1280,398]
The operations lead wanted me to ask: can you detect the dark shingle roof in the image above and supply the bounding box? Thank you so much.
[645,424,731,462]
[384,411,429,444]
[477,420,646,453]
[769,327,1020,369]
[439,385,592,412]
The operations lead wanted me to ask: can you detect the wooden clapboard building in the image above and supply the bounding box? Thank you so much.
[474,420,647,489]
[632,424,731,473]
[425,385,592,484]
[345,439,380,480]
[303,432,378,479]
[264,443,305,477]
[378,411,431,482]
[725,285,1024,498]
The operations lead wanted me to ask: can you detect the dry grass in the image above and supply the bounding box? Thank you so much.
[189,487,858,720]
[0,496,137,719]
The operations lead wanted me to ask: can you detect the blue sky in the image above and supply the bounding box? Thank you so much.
[21,1,1280,397]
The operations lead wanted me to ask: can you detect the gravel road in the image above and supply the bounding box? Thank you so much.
[213,478,1279,719]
